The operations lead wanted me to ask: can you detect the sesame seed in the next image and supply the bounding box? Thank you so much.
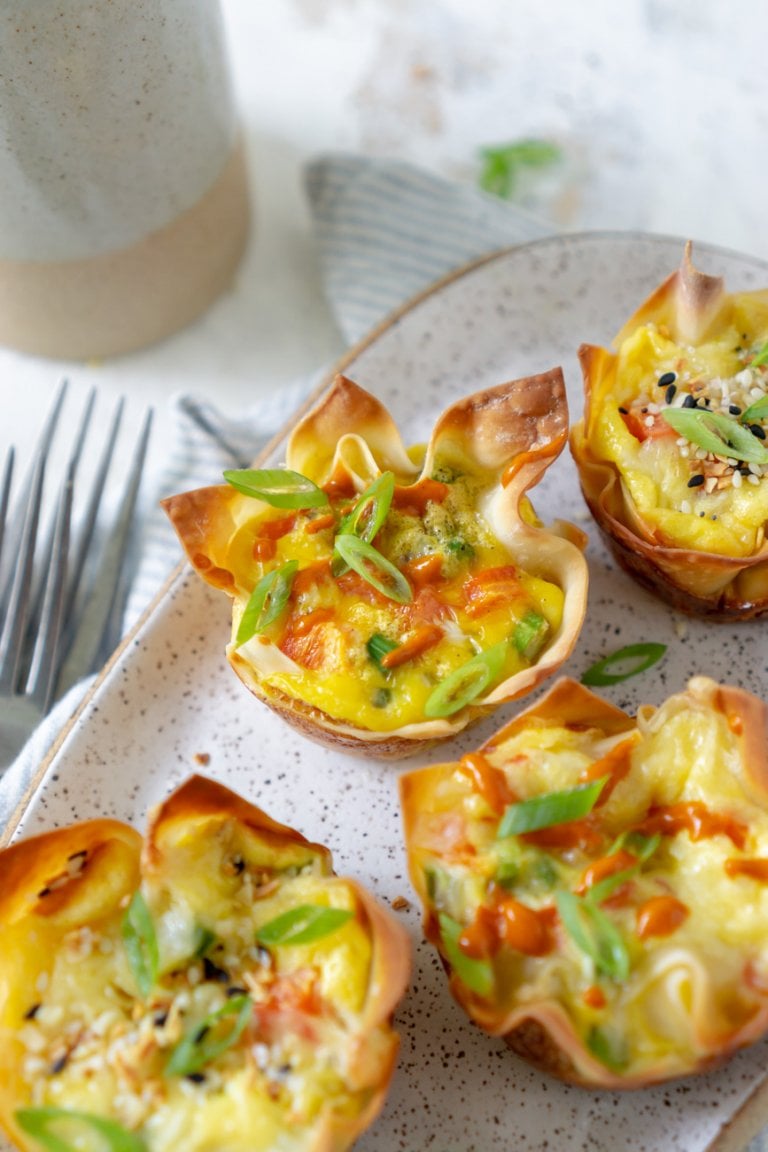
[644,415,655,427]
[665,383,677,404]
[679,447,690,458]
[695,447,708,460]
[658,371,677,387]
[687,474,705,487]
[618,406,628,415]
[748,473,761,485]
[750,424,766,440]
[682,395,697,409]
[647,402,660,415]
[732,471,743,487]
[751,386,765,399]
[680,500,692,514]
[749,462,762,475]
[729,405,742,415]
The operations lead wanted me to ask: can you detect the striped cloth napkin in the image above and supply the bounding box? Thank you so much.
[0,153,549,829]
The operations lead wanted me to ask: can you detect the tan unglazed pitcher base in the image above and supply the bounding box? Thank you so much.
[0,142,250,361]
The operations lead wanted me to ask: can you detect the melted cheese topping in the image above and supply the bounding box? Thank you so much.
[227,469,564,731]
[589,304,768,556]
[5,855,385,1151]
[408,694,768,1078]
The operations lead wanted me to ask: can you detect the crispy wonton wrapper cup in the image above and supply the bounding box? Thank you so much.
[163,374,588,758]
[400,675,768,1089]
[0,775,410,1152]
[571,243,768,619]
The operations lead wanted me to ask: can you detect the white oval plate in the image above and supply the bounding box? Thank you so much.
[7,233,768,1152]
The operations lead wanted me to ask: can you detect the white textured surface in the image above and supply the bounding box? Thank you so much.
[8,236,768,1152]
[0,0,237,258]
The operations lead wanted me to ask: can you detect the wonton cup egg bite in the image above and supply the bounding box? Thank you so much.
[163,374,588,758]
[570,242,768,618]
[400,676,768,1089]
[0,775,410,1152]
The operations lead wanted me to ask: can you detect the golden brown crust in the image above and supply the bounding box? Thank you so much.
[400,676,768,1089]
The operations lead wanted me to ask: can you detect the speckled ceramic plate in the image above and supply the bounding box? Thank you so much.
[6,233,768,1152]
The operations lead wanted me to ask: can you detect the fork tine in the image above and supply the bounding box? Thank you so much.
[56,405,153,698]
[25,469,74,711]
[0,450,46,693]
[0,446,14,569]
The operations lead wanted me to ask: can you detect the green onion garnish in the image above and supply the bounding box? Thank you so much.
[581,642,666,686]
[586,833,661,905]
[438,913,494,997]
[367,632,400,673]
[223,468,329,509]
[661,407,768,464]
[512,610,549,660]
[607,830,661,863]
[497,777,607,839]
[236,560,298,645]
[556,891,630,982]
[255,904,354,948]
[750,339,768,368]
[742,395,768,422]
[121,891,158,1000]
[193,926,216,959]
[586,1025,628,1071]
[166,994,252,1077]
[15,1107,147,1152]
[424,641,507,718]
[334,534,412,603]
[339,471,395,544]
[478,138,561,200]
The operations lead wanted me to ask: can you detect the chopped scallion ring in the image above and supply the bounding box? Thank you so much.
[581,642,666,687]
[236,560,298,645]
[333,534,412,603]
[661,407,768,464]
[223,468,329,509]
[424,642,507,719]
[512,610,548,659]
[438,913,494,997]
[15,1107,147,1152]
[255,904,354,947]
[556,891,630,982]
[497,777,606,838]
[166,994,252,1077]
[367,632,400,673]
[340,471,395,543]
[121,891,158,1000]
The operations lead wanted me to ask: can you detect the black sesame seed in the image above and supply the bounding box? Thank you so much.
[687,474,705,488]
[658,371,677,387]
[231,856,245,875]
[750,424,766,440]
[203,956,230,984]
[226,985,249,998]
[194,1024,211,1043]
[665,383,677,404]
[50,1053,69,1075]
[729,405,742,415]
[186,1072,206,1084]
[23,1003,41,1020]
[153,1010,169,1027]
[682,395,698,409]
[618,406,628,415]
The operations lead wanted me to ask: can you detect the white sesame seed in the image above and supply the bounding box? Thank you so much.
[676,437,687,447]
[748,473,761,485]
[679,446,690,458]
[732,470,743,487]
[751,386,765,399]
[674,619,688,640]
[647,402,660,415]
[749,462,762,475]
[695,447,708,460]
[736,369,754,387]
[644,415,654,428]
[680,500,692,514]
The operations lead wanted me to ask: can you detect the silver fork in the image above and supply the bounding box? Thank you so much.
[0,382,153,769]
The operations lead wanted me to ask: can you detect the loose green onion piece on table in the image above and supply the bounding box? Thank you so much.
[438,913,494,997]
[255,904,354,947]
[497,777,607,838]
[478,138,561,200]
[581,642,666,687]
[424,641,507,719]
[236,560,298,645]
[750,339,768,368]
[742,394,768,422]
[661,407,768,464]
[121,891,158,999]
[223,468,329,509]
[556,891,630,982]
[367,632,400,673]
[166,994,252,1077]
[512,610,548,659]
[15,1107,147,1152]
[334,533,412,603]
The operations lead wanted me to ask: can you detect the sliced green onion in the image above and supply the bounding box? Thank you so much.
[367,632,400,673]
[193,926,216,959]
[438,913,494,997]
[742,395,768,422]
[236,560,297,645]
[334,534,412,603]
[497,778,607,839]
[122,891,158,1000]
[424,641,507,719]
[255,904,354,948]
[587,832,661,905]
[586,866,638,906]
[340,471,395,543]
[15,1107,147,1152]
[512,610,549,660]
[223,468,328,509]
[750,339,768,368]
[478,139,561,200]
[556,891,630,982]
[166,994,252,1077]
[607,830,661,863]
[586,1025,628,1071]
[661,407,768,464]
[581,642,666,687]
